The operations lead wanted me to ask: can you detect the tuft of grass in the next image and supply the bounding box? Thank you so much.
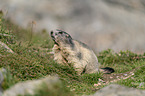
[81,73,102,84]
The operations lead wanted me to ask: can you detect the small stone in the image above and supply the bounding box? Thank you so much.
[93,84,145,96]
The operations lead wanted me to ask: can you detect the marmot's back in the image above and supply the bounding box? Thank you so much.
[73,40,99,74]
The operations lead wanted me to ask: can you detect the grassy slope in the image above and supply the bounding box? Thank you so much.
[0,13,145,95]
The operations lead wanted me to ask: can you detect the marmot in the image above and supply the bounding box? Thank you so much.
[50,30,114,75]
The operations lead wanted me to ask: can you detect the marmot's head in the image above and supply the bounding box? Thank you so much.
[51,30,74,47]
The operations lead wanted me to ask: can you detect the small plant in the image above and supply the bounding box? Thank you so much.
[81,73,102,84]
[0,12,16,44]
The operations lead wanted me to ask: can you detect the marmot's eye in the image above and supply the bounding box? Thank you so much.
[51,31,53,35]
[59,32,63,34]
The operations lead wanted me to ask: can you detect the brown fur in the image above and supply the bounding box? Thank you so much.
[51,30,100,75]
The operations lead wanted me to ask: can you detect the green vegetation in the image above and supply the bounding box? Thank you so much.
[98,49,145,73]
[98,49,145,89]
[0,12,145,95]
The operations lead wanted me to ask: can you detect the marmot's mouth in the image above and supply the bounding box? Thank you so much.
[51,29,70,45]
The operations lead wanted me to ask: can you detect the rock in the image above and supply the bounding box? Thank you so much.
[3,76,62,96]
[0,68,6,96]
[0,41,15,54]
[1,0,145,53]
[93,84,145,96]
[0,68,6,85]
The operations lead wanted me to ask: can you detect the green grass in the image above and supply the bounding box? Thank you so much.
[116,63,145,89]
[0,12,145,95]
[98,49,145,73]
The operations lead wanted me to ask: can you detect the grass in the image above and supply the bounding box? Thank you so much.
[0,12,145,95]
[98,49,145,73]
[117,63,145,89]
